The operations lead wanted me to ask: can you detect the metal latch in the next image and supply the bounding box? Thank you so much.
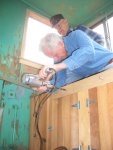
[88,145,96,150]
[86,99,96,107]
[48,126,53,132]
[72,101,80,109]
[72,145,82,150]
[79,145,82,150]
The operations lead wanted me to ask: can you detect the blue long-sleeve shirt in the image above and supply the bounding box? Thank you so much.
[67,25,104,45]
[51,30,113,88]
[75,25,104,45]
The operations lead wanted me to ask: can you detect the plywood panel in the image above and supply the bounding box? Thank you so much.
[78,90,90,150]
[106,82,113,149]
[29,94,48,150]
[30,92,79,150]
[51,93,79,150]
[97,85,112,150]
[46,98,58,150]
[60,95,71,149]
[89,88,101,150]
[30,81,113,150]
[70,94,79,149]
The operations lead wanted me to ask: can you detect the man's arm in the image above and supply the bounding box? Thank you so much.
[33,63,67,92]
[38,63,67,80]
[63,30,95,71]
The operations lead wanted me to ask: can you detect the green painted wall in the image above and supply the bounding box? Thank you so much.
[0,80,32,149]
[0,0,27,81]
[0,0,34,149]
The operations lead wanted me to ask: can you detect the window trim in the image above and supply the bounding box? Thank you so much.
[20,9,51,69]
[92,14,113,51]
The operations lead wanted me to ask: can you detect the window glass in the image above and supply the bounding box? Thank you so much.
[22,16,58,66]
[108,16,113,51]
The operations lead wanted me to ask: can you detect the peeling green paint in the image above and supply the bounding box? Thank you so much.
[0,80,32,149]
[0,0,27,83]
[0,2,34,147]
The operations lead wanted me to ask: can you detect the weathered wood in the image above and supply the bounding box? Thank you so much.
[78,90,90,150]
[107,82,113,150]
[89,88,101,150]
[97,85,113,150]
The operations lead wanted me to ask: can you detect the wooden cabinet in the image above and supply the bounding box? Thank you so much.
[29,69,113,150]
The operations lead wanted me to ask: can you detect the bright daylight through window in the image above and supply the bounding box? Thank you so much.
[21,13,58,66]
[93,15,113,51]
[108,16,113,51]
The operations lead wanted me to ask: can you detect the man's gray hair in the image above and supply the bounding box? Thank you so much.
[39,33,63,52]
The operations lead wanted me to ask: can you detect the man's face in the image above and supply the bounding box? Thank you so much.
[54,19,69,36]
[43,45,67,62]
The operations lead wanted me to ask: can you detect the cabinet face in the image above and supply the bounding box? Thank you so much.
[30,82,113,150]
[30,93,79,150]
[51,94,79,150]
[89,83,113,150]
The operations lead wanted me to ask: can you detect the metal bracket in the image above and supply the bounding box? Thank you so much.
[79,145,82,150]
[72,146,81,150]
[48,126,53,132]
[86,99,96,107]
[72,101,80,109]
[88,145,91,150]
[88,145,96,150]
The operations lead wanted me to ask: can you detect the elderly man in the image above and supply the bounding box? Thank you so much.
[36,30,113,92]
[50,14,104,45]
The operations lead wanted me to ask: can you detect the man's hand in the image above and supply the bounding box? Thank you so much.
[38,63,67,80]
[38,66,55,80]
[32,86,48,93]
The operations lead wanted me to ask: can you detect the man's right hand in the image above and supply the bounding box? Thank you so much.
[38,66,55,80]
[32,86,48,93]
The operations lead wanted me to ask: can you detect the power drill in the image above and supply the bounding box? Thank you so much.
[21,68,54,88]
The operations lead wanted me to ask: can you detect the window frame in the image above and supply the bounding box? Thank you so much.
[92,14,113,51]
[20,10,51,69]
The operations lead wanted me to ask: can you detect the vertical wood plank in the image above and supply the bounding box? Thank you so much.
[29,94,48,150]
[56,93,79,150]
[57,97,64,147]
[89,87,101,150]
[97,85,112,150]
[70,94,79,149]
[29,96,34,150]
[59,95,71,149]
[51,98,58,150]
[78,90,90,150]
[29,96,41,150]
[107,82,113,149]
[46,98,52,150]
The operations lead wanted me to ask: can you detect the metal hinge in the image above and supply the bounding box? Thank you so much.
[86,99,96,107]
[72,145,96,150]
[72,145,82,150]
[72,101,80,109]
[48,126,53,132]
[79,145,82,150]
[88,145,96,150]
[88,145,91,150]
